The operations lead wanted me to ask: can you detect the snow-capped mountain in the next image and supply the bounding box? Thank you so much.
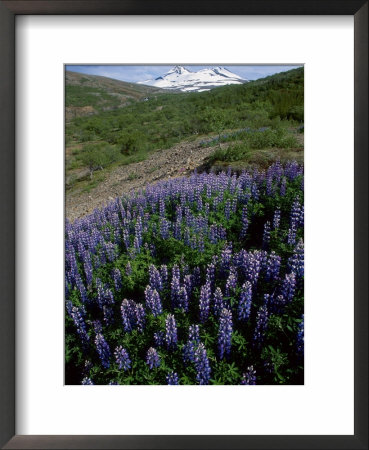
[138,66,248,92]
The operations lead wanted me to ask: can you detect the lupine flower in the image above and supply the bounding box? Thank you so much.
[240,366,256,385]
[194,343,211,385]
[166,371,179,385]
[171,275,181,309]
[133,236,140,254]
[205,263,215,289]
[84,258,93,287]
[281,272,296,302]
[114,346,131,371]
[165,314,178,350]
[134,216,143,247]
[224,199,231,220]
[290,198,302,229]
[68,305,89,345]
[192,266,201,287]
[154,331,165,347]
[135,303,146,332]
[184,274,193,297]
[159,197,165,217]
[75,274,88,303]
[266,251,281,281]
[183,324,201,363]
[112,268,122,291]
[160,218,170,239]
[125,261,132,276]
[273,208,281,230]
[238,281,252,321]
[246,252,262,286]
[146,347,161,369]
[297,314,304,357]
[145,286,162,317]
[103,305,114,326]
[197,233,205,252]
[287,226,297,245]
[83,360,93,375]
[213,287,224,317]
[199,282,211,322]
[120,299,140,332]
[160,264,168,286]
[95,332,111,369]
[253,306,269,348]
[288,239,304,278]
[220,244,233,277]
[218,308,233,359]
[149,264,163,291]
[280,177,287,196]
[225,273,237,297]
[151,289,163,316]
[178,286,189,312]
[240,206,249,238]
[262,221,271,248]
[299,205,304,227]
[269,294,286,314]
[82,377,94,385]
[172,264,181,280]
[92,320,103,334]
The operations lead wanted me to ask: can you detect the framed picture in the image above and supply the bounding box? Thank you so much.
[1,1,367,449]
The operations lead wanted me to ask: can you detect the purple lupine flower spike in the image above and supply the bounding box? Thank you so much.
[238,281,252,321]
[218,308,233,359]
[194,343,211,385]
[296,314,304,357]
[240,366,256,385]
[95,332,111,369]
[165,314,178,350]
[199,282,211,323]
[253,306,269,349]
[183,324,201,363]
[213,287,224,317]
[166,371,179,385]
[146,347,161,369]
[114,346,131,370]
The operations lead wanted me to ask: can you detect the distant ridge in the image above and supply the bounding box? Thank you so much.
[65,71,164,120]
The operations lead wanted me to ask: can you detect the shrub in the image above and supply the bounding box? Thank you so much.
[79,142,120,177]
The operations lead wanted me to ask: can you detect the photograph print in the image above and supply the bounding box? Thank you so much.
[65,64,304,385]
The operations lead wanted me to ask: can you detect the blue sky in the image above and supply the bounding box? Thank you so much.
[65,65,302,83]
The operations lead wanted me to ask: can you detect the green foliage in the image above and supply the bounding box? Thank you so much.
[79,142,121,175]
[65,85,122,110]
[207,128,299,165]
[116,131,144,155]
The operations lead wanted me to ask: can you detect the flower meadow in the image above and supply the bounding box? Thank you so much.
[66,161,304,385]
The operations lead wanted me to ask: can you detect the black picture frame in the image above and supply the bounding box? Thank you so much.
[0,1,367,449]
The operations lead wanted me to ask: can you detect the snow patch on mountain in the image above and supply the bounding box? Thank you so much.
[138,66,248,92]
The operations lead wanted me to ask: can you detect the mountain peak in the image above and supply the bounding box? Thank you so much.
[138,66,248,92]
[168,65,190,75]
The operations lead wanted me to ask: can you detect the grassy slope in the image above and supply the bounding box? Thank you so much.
[65,71,165,120]
[65,67,304,189]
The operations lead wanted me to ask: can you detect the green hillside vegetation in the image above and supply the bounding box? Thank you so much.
[65,71,165,120]
[66,67,303,189]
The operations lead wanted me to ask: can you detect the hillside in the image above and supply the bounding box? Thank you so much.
[65,67,303,196]
[65,71,165,121]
